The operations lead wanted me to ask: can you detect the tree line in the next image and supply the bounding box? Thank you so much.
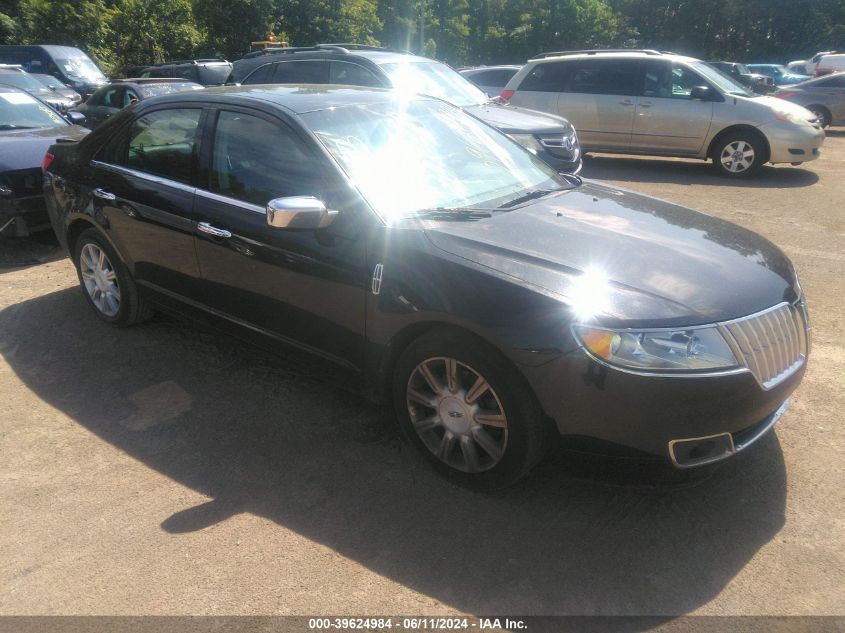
[1,0,844,73]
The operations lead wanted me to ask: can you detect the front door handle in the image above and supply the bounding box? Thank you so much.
[620,99,635,106]
[197,222,232,239]
[639,101,653,108]
[93,188,116,201]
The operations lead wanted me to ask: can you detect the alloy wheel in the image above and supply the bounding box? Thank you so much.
[79,243,121,317]
[406,356,508,473]
[720,140,756,174]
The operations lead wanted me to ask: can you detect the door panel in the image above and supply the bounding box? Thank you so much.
[632,61,713,154]
[88,107,204,299]
[193,108,367,369]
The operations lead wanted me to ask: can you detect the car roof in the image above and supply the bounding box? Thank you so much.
[140,84,425,114]
[529,50,699,64]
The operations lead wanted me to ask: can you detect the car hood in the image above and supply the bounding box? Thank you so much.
[743,94,816,120]
[0,125,88,171]
[422,181,797,328]
[463,102,573,134]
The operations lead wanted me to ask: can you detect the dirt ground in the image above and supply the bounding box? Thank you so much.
[1,133,843,619]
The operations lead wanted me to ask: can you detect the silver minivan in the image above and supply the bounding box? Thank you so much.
[501,50,825,177]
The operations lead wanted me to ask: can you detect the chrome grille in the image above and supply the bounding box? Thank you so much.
[719,302,808,390]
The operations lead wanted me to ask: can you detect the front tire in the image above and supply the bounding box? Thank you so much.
[392,330,548,488]
[807,105,831,129]
[712,132,766,178]
[73,228,153,326]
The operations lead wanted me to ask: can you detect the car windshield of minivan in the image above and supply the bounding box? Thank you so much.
[303,99,563,220]
[0,91,67,129]
[57,57,106,82]
[379,61,488,107]
[691,61,752,96]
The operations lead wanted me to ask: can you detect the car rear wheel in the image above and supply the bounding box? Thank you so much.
[73,228,153,326]
[393,330,548,488]
[712,132,765,178]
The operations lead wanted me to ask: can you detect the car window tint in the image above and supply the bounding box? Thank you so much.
[330,61,382,87]
[642,61,704,99]
[816,76,845,88]
[244,63,274,84]
[271,61,329,84]
[101,87,124,108]
[123,89,140,107]
[518,62,569,92]
[567,59,639,96]
[119,108,201,184]
[173,66,200,82]
[210,110,321,207]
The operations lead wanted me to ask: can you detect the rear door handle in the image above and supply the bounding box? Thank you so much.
[639,101,653,108]
[197,222,232,239]
[93,188,116,201]
[620,99,634,106]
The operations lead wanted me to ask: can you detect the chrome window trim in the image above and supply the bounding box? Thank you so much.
[90,160,195,195]
[194,188,266,215]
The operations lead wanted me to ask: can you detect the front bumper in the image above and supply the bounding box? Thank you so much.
[519,348,805,467]
[762,121,825,164]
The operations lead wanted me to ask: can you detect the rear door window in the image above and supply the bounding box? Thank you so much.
[271,61,329,84]
[114,108,202,184]
[567,59,639,96]
[816,76,845,88]
[244,64,274,84]
[518,62,569,92]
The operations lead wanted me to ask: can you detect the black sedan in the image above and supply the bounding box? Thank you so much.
[74,78,204,129]
[43,86,809,487]
[1,85,86,236]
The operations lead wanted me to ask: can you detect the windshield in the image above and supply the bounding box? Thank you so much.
[302,99,562,221]
[56,57,106,82]
[0,91,67,129]
[0,71,48,92]
[693,62,753,96]
[379,61,488,107]
[138,82,204,98]
[33,74,66,89]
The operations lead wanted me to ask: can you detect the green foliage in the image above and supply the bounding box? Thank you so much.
[3,0,845,72]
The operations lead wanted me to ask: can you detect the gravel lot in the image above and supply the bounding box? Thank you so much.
[1,134,843,618]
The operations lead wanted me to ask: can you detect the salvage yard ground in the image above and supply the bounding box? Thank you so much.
[1,134,843,617]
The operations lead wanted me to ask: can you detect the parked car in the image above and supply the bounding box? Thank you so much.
[459,65,522,97]
[0,64,80,112]
[708,61,774,92]
[75,79,204,129]
[501,49,824,177]
[0,85,87,236]
[132,59,233,86]
[0,45,108,98]
[43,85,810,486]
[815,53,845,77]
[803,50,842,75]
[775,72,845,128]
[747,64,811,85]
[30,72,83,108]
[230,44,581,174]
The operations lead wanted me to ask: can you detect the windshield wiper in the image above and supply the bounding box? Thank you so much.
[414,207,493,220]
[496,184,572,209]
[0,124,38,130]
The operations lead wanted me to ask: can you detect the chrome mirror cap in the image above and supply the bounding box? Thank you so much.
[266,196,337,230]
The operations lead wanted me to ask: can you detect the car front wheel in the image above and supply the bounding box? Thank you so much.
[393,330,548,488]
[713,132,765,178]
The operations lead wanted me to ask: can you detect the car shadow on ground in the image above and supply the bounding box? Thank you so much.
[583,154,820,188]
[0,288,788,618]
[0,233,62,275]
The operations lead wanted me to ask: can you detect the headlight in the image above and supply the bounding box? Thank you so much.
[573,325,738,372]
[507,133,541,154]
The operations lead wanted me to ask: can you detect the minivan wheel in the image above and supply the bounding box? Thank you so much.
[393,331,548,488]
[807,105,831,128]
[73,228,153,326]
[712,132,765,178]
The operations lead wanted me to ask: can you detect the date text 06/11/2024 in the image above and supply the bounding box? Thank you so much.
[307,617,528,630]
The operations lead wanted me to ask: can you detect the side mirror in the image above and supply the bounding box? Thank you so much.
[690,86,713,101]
[65,110,87,126]
[266,196,337,230]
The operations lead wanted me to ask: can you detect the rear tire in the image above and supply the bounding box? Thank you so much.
[73,228,153,327]
[711,131,766,178]
[392,329,549,489]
